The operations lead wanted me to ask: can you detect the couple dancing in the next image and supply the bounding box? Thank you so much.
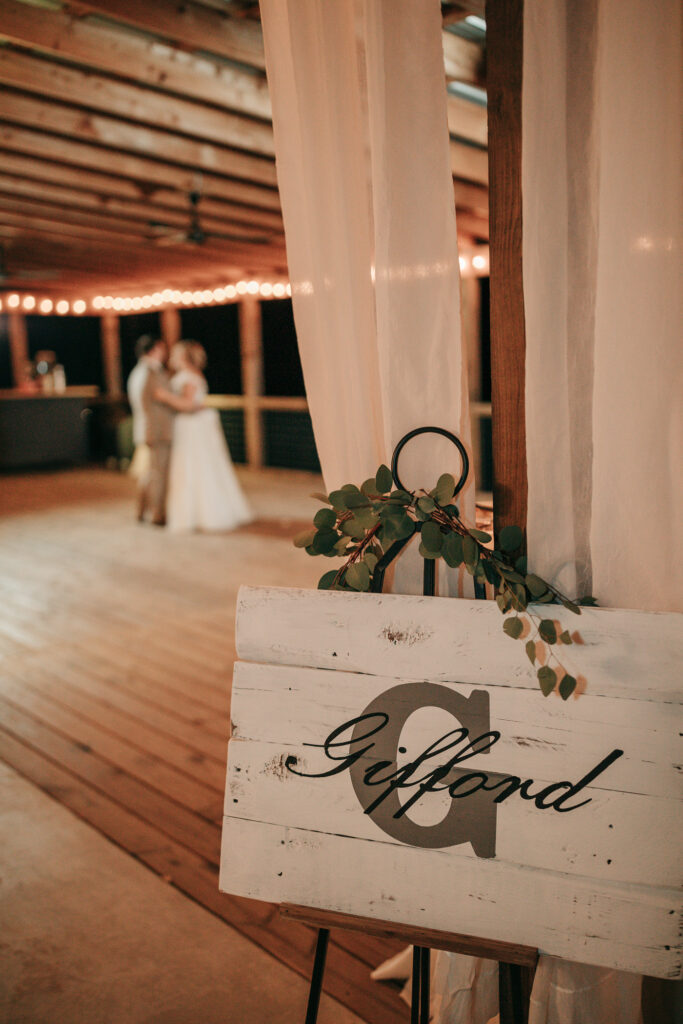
[127,335,252,533]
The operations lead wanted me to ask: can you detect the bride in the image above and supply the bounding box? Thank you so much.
[157,340,253,533]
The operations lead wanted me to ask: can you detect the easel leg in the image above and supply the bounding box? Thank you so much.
[420,946,430,1023]
[411,946,431,1024]
[304,928,330,1024]
[499,962,533,1024]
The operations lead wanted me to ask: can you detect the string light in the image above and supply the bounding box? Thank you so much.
[0,262,494,318]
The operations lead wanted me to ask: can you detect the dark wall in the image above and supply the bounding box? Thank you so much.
[119,312,160,386]
[26,314,104,390]
[261,298,306,396]
[0,314,12,388]
[180,304,241,394]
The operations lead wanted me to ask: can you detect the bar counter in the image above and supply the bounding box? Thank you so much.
[0,387,99,470]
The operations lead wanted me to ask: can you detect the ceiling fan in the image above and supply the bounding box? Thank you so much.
[148,178,270,247]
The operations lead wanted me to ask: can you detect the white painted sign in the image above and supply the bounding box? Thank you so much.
[219,586,683,979]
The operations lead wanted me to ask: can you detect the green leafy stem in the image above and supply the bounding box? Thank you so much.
[294,465,597,700]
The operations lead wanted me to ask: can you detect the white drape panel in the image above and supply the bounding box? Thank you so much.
[260,0,472,510]
[524,0,682,613]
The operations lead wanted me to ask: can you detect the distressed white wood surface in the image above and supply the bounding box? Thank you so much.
[236,586,683,703]
[226,738,681,887]
[231,662,680,799]
[221,586,683,979]
[221,817,681,979]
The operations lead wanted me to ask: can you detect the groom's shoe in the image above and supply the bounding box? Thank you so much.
[151,515,166,527]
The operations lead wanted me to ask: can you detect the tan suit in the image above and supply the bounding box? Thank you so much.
[128,358,175,522]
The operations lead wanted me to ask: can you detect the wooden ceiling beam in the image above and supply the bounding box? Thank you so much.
[450,139,488,185]
[0,125,281,210]
[0,168,284,233]
[69,0,268,70]
[447,94,487,147]
[0,3,490,150]
[0,48,275,157]
[0,194,282,249]
[0,92,278,188]
[71,0,484,85]
[0,0,272,120]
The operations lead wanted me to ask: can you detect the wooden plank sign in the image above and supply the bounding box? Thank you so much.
[220,586,683,979]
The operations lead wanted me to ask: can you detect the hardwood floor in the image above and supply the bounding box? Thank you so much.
[0,467,407,1024]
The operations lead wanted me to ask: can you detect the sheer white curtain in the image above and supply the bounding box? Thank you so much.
[521,0,681,1022]
[524,0,682,613]
[260,0,472,518]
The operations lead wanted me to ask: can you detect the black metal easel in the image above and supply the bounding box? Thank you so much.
[301,427,532,1024]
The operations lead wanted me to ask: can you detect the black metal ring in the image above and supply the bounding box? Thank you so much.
[390,426,469,498]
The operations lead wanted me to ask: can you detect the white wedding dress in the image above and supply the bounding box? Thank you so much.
[166,370,253,533]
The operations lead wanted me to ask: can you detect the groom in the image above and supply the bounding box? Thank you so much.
[127,335,175,526]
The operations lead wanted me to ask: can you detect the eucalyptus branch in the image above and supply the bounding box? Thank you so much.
[293,465,595,700]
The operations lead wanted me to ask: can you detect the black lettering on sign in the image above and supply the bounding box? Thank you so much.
[287,682,623,858]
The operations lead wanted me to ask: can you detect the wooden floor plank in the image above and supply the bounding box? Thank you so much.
[0,468,408,1023]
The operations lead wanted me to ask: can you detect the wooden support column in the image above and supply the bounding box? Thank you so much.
[486,0,528,540]
[100,312,123,395]
[160,306,181,348]
[238,296,264,470]
[8,310,29,387]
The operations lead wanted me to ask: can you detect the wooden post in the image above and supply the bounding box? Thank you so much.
[160,306,181,348]
[8,310,29,387]
[100,312,123,395]
[486,0,528,540]
[238,296,264,470]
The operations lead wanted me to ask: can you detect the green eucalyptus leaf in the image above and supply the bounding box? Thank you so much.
[344,491,370,509]
[341,517,368,540]
[443,532,464,568]
[496,592,511,613]
[536,590,555,603]
[482,559,501,586]
[328,489,348,511]
[310,492,331,503]
[345,562,370,591]
[559,674,577,700]
[511,583,528,610]
[418,541,439,559]
[335,537,351,554]
[470,528,492,544]
[525,639,537,664]
[341,483,361,493]
[503,616,524,639]
[394,513,416,541]
[305,544,318,556]
[312,529,339,554]
[364,552,379,572]
[318,570,339,590]
[525,573,548,598]
[388,489,412,505]
[559,630,573,645]
[539,619,557,644]
[432,473,456,504]
[462,534,478,568]
[313,508,337,530]
[537,665,557,696]
[515,555,528,575]
[361,478,377,497]
[579,595,598,607]
[375,465,393,494]
[499,524,524,553]
[417,496,436,514]
[293,528,316,549]
[420,521,443,554]
[560,597,582,616]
